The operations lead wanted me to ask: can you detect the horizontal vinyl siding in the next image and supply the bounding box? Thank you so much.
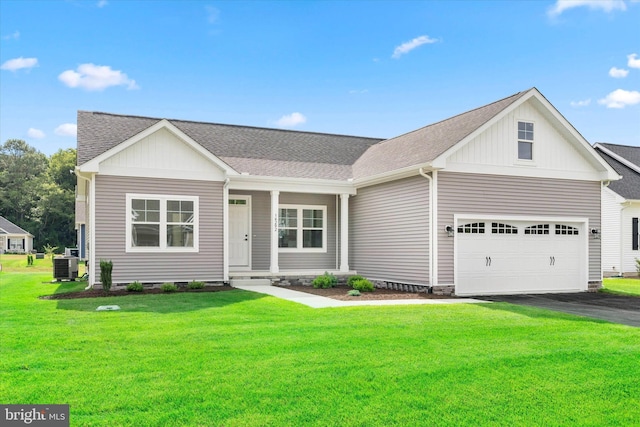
[279,193,337,270]
[437,172,601,283]
[94,175,223,283]
[350,176,430,284]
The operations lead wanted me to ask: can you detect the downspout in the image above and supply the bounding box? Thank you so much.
[419,168,434,289]
[74,169,93,290]
[223,178,230,283]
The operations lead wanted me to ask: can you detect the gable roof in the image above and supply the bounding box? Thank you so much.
[352,90,530,178]
[77,88,617,182]
[594,143,640,200]
[0,216,32,236]
[77,112,383,179]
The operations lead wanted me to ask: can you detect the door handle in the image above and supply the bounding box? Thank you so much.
[244,234,248,241]
[486,256,492,266]
[550,256,555,266]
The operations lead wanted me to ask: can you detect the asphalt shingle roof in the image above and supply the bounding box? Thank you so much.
[0,216,31,235]
[77,89,535,181]
[595,145,640,200]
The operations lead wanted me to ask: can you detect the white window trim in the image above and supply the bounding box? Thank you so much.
[515,119,536,165]
[278,204,327,253]
[126,193,199,253]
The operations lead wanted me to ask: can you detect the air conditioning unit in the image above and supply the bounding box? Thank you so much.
[53,256,79,281]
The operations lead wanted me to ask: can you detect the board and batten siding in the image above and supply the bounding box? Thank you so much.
[350,176,430,284]
[437,172,601,283]
[94,175,223,284]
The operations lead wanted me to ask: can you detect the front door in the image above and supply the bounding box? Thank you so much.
[229,196,251,268]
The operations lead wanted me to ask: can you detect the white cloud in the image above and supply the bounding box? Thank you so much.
[27,128,45,139]
[206,6,220,24]
[349,89,369,94]
[392,35,439,59]
[54,123,78,137]
[2,30,20,40]
[598,89,640,108]
[570,98,591,107]
[548,0,627,17]
[609,66,629,78]
[58,63,139,91]
[97,0,108,7]
[628,53,640,69]
[1,57,38,72]
[275,112,307,128]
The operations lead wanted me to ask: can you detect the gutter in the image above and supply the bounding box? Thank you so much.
[419,168,435,290]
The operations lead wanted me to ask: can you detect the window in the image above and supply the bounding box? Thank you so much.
[278,205,326,252]
[492,222,518,234]
[127,194,198,252]
[555,224,579,235]
[517,121,534,160]
[457,222,485,234]
[524,224,549,235]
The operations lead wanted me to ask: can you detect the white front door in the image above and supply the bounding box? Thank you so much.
[229,197,251,268]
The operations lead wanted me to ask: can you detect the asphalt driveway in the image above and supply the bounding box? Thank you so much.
[480,293,640,327]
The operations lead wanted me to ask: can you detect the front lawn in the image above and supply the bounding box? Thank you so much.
[602,277,640,296]
[1,257,639,426]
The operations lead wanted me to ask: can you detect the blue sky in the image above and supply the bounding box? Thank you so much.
[1,0,639,156]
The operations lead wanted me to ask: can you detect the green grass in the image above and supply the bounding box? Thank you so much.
[1,255,639,426]
[602,277,640,296]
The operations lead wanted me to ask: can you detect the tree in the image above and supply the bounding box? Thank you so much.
[0,139,48,228]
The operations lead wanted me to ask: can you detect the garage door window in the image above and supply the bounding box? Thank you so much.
[524,224,549,235]
[492,223,518,234]
[458,222,485,234]
[555,224,579,235]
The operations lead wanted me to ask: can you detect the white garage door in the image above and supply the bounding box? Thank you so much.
[456,219,587,296]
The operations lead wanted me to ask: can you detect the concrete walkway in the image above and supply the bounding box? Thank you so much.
[232,284,489,308]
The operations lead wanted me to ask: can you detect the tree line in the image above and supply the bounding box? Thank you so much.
[0,139,76,252]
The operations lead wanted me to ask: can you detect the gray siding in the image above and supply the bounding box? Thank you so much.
[94,175,223,283]
[350,176,430,284]
[437,172,601,283]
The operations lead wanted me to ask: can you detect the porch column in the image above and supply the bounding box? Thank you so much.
[340,193,349,272]
[270,190,280,274]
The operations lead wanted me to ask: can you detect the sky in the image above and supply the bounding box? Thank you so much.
[1,0,639,157]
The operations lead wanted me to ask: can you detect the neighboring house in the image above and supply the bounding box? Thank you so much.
[0,216,34,254]
[76,88,619,295]
[594,143,640,277]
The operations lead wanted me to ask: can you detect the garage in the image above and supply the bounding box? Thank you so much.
[455,217,588,296]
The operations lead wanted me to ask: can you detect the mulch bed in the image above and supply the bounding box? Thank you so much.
[40,286,235,300]
[275,285,455,301]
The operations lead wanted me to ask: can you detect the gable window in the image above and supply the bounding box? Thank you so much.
[278,204,326,252]
[517,121,534,160]
[127,194,198,252]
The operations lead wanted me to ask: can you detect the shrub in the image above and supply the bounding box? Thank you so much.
[351,278,374,292]
[348,289,361,297]
[126,281,144,292]
[636,258,640,275]
[347,275,365,287]
[312,271,338,289]
[187,280,205,289]
[99,260,113,292]
[26,254,34,266]
[161,282,177,293]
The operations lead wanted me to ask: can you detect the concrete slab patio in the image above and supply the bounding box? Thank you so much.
[231,284,489,308]
[480,293,640,327]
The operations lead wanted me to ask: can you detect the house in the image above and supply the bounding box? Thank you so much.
[594,143,640,277]
[0,216,34,254]
[75,87,619,295]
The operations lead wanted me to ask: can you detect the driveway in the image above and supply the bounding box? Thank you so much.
[481,293,640,327]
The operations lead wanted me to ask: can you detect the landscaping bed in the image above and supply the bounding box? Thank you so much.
[276,284,454,300]
[41,285,235,300]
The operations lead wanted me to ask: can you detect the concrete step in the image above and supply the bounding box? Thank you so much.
[230,278,272,287]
